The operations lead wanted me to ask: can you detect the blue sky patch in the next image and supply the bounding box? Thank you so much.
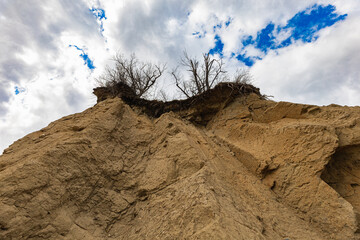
[225,18,232,27]
[213,23,222,31]
[90,8,107,21]
[193,17,231,39]
[285,4,347,43]
[212,17,232,32]
[14,86,25,95]
[69,45,95,70]
[209,35,224,57]
[192,31,206,38]
[90,8,107,34]
[234,4,347,66]
[236,54,261,67]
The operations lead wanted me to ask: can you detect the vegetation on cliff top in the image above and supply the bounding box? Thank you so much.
[94,52,264,121]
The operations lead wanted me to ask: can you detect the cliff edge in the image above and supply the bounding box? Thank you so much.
[1,87,360,239]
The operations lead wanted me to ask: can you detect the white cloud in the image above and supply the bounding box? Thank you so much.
[251,9,360,105]
[0,0,108,152]
[1,0,360,153]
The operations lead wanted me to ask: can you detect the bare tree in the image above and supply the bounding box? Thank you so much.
[97,53,166,98]
[171,52,226,98]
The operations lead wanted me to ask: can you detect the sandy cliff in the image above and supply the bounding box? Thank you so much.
[1,87,360,239]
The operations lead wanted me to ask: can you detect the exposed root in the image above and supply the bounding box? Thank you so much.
[93,82,263,125]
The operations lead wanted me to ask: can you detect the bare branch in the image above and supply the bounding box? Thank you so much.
[234,69,253,84]
[172,67,191,98]
[171,52,227,98]
[98,53,166,98]
[158,89,169,101]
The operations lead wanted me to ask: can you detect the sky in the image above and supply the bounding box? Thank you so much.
[1,0,360,153]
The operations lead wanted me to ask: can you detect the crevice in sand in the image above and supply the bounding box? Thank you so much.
[321,145,360,232]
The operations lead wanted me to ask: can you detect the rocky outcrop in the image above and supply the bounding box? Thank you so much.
[1,91,360,239]
[208,94,360,239]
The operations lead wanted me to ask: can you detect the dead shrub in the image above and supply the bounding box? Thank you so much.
[97,53,166,98]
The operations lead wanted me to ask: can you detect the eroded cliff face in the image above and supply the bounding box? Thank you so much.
[208,95,360,239]
[1,93,360,239]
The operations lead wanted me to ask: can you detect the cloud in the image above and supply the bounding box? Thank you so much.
[230,4,348,66]
[90,7,107,34]
[0,0,359,154]
[0,0,108,152]
[14,86,26,95]
[251,10,360,105]
[90,8,107,21]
